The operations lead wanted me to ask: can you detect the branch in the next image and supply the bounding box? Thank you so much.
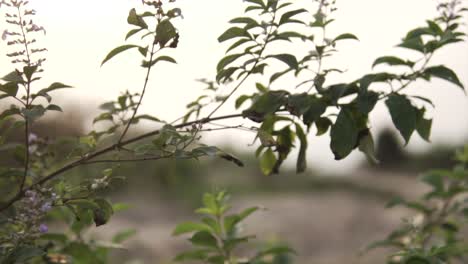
[82,155,173,165]
[118,41,158,144]
[0,113,244,212]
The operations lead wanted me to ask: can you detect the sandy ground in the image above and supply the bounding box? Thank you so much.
[94,171,428,264]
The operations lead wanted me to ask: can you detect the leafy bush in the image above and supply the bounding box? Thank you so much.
[366,145,468,263]
[173,191,295,264]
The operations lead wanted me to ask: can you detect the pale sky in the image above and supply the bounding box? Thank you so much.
[1,0,467,173]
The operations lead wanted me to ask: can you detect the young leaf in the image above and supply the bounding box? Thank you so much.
[260,148,276,175]
[279,9,307,25]
[295,123,308,173]
[218,27,250,42]
[127,8,148,29]
[0,82,19,97]
[217,53,244,72]
[416,117,432,142]
[101,45,140,66]
[333,33,359,42]
[156,19,177,46]
[358,130,379,164]
[269,54,298,70]
[330,108,358,160]
[424,65,465,90]
[385,94,417,144]
[173,222,212,236]
[372,56,414,68]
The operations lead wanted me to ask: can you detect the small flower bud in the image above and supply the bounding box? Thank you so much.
[40,202,52,212]
[39,224,48,233]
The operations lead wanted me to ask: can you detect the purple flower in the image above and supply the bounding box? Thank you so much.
[25,190,35,197]
[1,30,7,41]
[39,224,48,233]
[28,133,38,143]
[40,202,52,212]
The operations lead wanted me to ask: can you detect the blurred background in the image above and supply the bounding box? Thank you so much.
[1,0,468,263]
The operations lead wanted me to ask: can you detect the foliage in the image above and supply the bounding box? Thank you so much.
[0,0,466,262]
[173,191,295,264]
[366,145,468,263]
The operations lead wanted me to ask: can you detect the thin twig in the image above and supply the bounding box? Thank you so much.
[118,44,158,144]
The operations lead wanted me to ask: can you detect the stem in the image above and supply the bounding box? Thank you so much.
[17,5,32,67]
[0,113,245,212]
[17,4,33,193]
[379,53,434,100]
[82,155,173,165]
[118,43,158,144]
[421,195,454,249]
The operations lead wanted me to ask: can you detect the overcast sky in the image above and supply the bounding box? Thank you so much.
[1,0,467,173]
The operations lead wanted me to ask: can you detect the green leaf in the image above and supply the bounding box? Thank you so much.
[42,82,73,92]
[0,82,19,97]
[2,71,23,83]
[7,246,45,262]
[66,199,100,210]
[260,148,276,175]
[101,45,140,66]
[358,130,379,164]
[356,91,379,114]
[174,249,209,262]
[218,27,250,42]
[315,117,332,136]
[405,256,431,264]
[189,231,218,248]
[279,9,307,25]
[244,0,265,7]
[303,97,327,127]
[46,104,63,112]
[226,38,252,53]
[372,56,414,68]
[125,28,143,40]
[217,53,243,72]
[173,222,211,236]
[134,114,162,123]
[330,109,358,160]
[127,8,148,29]
[253,246,296,260]
[93,198,113,226]
[398,37,425,53]
[424,65,464,90]
[224,207,259,234]
[287,93,311,116]
[229,17,259,28]
[243,91,288,122]
[269,54,298,69]
[295,123,307,173]
[421,172,444,193]
[333,33,359,42]
[385,197,431,214]
[112,229,137,244]
[23,65,38,81]
[416,109,432,142]
[93,113,113,124]
[156,19,177,46]
[22,105,46,122]
[235,95,250,109]
[385,94,417,144]
[40,233,68,244]
[257,130,276,147]
[142,56,177,68]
